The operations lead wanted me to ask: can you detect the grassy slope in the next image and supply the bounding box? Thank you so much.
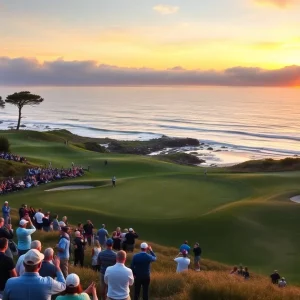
[2,130,300,285]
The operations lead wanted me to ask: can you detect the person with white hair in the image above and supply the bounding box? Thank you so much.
[39,248,57,279]
[3,249,66,300]
[73,231,86,267]
[15,240,42,276]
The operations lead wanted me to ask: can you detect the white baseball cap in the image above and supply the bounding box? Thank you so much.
[24,249,44,265]
[129,228,133,232]
[66,273,80,287]
[4,201,8,204]
[140,242,148,249]
[19,219,28,226]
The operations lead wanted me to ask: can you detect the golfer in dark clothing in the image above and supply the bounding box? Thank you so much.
[131,242,156,300]
[73,231,86,267]
[270,270,281,284]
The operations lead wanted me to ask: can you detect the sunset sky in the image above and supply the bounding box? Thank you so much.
[1,0,300,86]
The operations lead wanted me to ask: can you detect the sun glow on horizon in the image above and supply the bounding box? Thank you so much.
[1,0,300,85]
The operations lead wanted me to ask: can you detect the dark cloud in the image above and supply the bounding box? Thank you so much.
[0,57,299,87]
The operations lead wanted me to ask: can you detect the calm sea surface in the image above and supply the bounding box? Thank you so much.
[0,86,300,161]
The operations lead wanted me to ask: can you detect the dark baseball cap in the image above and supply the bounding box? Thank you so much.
[106,238,113,246]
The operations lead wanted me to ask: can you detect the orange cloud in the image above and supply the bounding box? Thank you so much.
[255,0,295,8]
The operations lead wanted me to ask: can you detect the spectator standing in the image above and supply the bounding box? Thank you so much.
[270,270,281,284]
[174,250,190,273]
[0,238,17,297]
[125,228,138,253]
[278,277,287,287]
[97,239,117,300]
[131,242,156,300]
[243,267,250,280]
[34,209,44,230]
[0,218,14,259]
[83,220,94,246]
[193,242,201,271]
[97,224,109,249]
[28,207,36,223]
[105,250,134,300]
[230,266,238,275]
[16,240,42,276]
[56,274,98,300]
[91,240,101,271]
[73,231,86,267]
[59,216,68,228]
[75,223,84,235]
[112,176,116,187]
[2,201,11,225]
[57,227,71,278]
[179,241,191,254]
[18,204,28,220]
[42,212,51,232]
[52,215,60,231]
[16,216,36,256]
[3,249,66,300]
[112,231,121,251]
[121,229,128,251]
[39,248,57,279]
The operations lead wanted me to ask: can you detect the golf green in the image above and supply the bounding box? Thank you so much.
[2,130,300,283]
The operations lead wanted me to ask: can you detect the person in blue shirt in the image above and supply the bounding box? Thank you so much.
[3,249,66,300]
[2,202,11,225]
[16,216,36,256]
[97,224,109,248]
[56,227,70,278]
[179,241,191,254]
[131,242,156,300]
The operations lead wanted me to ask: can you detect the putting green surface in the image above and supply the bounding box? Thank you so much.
[2,130,300,283]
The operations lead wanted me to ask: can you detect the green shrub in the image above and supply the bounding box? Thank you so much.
[0,136,10,152]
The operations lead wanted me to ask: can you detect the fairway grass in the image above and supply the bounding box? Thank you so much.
[2,130,300,283]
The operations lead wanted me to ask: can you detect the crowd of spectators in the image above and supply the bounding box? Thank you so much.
[0,152,27,164]
[0,200,287,300]
[0,165,84,195]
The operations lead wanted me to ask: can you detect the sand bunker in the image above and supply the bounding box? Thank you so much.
[45,185,94,192]
[290,195,300,204]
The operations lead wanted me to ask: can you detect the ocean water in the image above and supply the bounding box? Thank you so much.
[0,86,299,165]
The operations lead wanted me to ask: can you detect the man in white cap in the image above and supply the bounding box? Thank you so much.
[16,215,36,256]
[2,201,10,225]
[105,250,134,300]
[15,240,42,276]
[131,242,156,300]
[125,228,138,253]
[3,249,66,300]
